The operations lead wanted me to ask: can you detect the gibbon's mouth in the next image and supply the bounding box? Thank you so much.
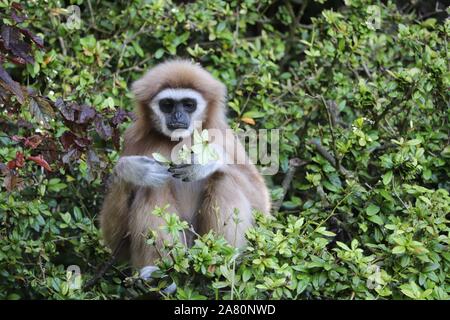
[167,122,189,130]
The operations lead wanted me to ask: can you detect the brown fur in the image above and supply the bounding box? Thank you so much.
[99,59,271,268]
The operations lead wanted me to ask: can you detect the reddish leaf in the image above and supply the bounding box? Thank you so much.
[11,2,23,11]
[74,136,91,148]
[6,160,16,170]
[16,151,25,167]
[0,64,24,104]
[111,108,132,126]
[94,117,112,140]
[1,25,15,50]
[2,25,34,64]
[24,135,44,149]
[34,96,55,117]
[3,170,24,192]
[28,154,52,172]
[7,151,25,169]
[11,135,25,142]
[78,104,96,124]
[30,98,51,128]
[60,131,90,150]
[62,148,80,164]
[11,10,26,24]
[12,40,33,63]
[112,127,121,151]
[18,28,44,48]
[7,55,26,65]
[60,131,76,150]
[55,98,75,121]
[16,119,33,129]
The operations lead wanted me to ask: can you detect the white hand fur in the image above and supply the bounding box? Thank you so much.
[114,156,170,187]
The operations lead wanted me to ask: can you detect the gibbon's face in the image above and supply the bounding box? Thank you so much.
[149,88,207,139]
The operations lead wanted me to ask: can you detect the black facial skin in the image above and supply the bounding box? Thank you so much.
[159,98,197,130]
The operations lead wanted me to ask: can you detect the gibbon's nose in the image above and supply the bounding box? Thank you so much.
[174,111,183,121]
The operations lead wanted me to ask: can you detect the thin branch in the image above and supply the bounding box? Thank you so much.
[281,0,310,68]
[307,139,352,179]
[86,0,96,29]
[272,158,307,213]
[58,37,67,56]
[320,95,342,173]
[83,234,129,290]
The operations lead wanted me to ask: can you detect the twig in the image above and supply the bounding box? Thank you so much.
[87,0,96,28]
[307,139,352,179]
[117,56,152,74]
[320,95,342,173]
[83,234,129,290]
[362,62,373,80]
[272,158,307,213]
[280,0,310,68]
[58,37,67,56]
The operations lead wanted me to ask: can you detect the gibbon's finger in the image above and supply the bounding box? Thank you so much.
[168,167,192,175]
[168,163,191,170]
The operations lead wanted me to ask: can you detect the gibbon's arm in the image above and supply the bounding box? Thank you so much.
[113,155,171,187]
[100,155,170,255]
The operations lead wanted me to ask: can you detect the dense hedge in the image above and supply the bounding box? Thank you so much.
[0,0,449,299]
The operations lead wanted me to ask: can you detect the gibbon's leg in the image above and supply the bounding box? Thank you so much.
[198,171,253,247]
[128,187,185,268]
[99,182,133,260]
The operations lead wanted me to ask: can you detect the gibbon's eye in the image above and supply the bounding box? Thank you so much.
[159,99,174,113]
[182,98,197,113]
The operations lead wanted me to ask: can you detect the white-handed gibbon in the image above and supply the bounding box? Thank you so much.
[99,59,271,273]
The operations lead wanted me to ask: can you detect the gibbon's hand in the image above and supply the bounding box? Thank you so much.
[114,156,170,187]
[168,155,223,182]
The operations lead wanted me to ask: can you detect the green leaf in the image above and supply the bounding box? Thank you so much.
[368,215,383,226]
[152,153,170,164]
[366,204,380,216]
[382,171,393,185]
[242,269,252,282]
[154,48,164,59]
[392,246,405,254]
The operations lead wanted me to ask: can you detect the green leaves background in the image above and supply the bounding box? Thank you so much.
[0,0,449,299]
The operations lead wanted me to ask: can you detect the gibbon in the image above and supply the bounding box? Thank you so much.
[99,59,270,271]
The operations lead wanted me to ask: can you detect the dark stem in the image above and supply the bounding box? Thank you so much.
[272,158,307,213]
[83,234,129,290]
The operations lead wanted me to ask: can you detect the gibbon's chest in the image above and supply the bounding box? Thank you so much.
[169,177,206,222]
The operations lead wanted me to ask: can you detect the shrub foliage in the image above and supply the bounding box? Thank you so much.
[0,0,448,299]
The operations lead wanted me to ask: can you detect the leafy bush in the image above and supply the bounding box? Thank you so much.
[0,0,448,299]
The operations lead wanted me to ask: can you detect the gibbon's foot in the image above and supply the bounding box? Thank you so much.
[139,265,177,295]
[139,265,160,280]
